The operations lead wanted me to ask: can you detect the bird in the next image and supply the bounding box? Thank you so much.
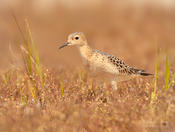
[59,32,152,90]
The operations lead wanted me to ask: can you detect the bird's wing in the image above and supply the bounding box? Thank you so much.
[107,54,153,76]
[94,50,152,76]
[107,54,134,75]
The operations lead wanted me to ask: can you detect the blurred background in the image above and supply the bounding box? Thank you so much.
[0,0,175,71]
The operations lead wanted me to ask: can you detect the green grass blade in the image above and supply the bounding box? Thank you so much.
[2,74,8,86]
[60,73,65,97]
[150,42,159,105]
[25,19,44,88]
[168,72,175,89]
[165,51,171,91]
[150,57,159,105]
[60,81,64,97]
[11,13,26,43]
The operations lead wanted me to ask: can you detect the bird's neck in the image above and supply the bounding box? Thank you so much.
[78,44,93,60]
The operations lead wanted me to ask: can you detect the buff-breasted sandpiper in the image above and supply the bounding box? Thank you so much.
[59,32,152,90]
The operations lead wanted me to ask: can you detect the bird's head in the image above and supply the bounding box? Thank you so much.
[59,32,87,49]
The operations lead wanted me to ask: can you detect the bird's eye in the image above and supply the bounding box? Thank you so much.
[75,36,79,40]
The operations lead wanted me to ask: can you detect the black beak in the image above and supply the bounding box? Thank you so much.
[59,42,70,49]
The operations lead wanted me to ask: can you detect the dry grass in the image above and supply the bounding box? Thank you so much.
[0,1,175,132]
[0,67,175,132]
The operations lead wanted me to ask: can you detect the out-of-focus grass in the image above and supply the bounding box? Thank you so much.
[60,73,65,97]
[165,50,175,91]
[0,64,175,132]
[25,19,44,89]
[150,44,159,105]
[13,15,44,103]
[1,74,8,86]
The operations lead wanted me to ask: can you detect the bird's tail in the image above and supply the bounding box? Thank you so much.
[132,68,153,76]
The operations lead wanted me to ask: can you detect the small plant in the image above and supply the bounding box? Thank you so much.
[13,15,44,102]
[1,73,8,87]
[150,47,175,105]
[150,44,159,105]
[164,50,175,91]
[60,73,65,97]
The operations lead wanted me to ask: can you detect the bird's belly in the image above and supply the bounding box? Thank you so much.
[89,56,119,75]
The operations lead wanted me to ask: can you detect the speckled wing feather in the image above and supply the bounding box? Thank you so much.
[94,50,152,76]
[107,54,135,75]
[108,55,153,76]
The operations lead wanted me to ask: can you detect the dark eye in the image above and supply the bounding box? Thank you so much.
[75,36,79,40]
